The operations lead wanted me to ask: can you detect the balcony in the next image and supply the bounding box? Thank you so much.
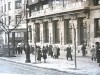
[29,1,89,19]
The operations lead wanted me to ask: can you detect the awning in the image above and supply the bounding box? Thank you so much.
[28,0,39,5]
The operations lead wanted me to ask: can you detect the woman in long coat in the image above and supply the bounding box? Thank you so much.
[91,45,96,61]
[37,47,42,62]
[66,45,73,60]
[96,42,100,66]
[81,44,86,56]
[42,46,47,63]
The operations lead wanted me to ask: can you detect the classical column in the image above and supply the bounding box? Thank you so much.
[71,19,78,46]
[32,22,35,46]
[48,22,53,44]
[59,20,64,45]
[40,23,44,44]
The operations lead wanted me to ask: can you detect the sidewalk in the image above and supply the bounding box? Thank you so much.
[0,51,100,75]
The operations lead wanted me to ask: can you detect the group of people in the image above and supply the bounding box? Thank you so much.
[15,45,23,54]
[14,42,100,67]
[36,45,60,63]
[81,43,100,67]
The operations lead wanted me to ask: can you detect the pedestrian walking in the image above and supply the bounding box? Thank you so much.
[50,45,53,57]
[20,46,23,54]
[42,46,47,63]
[91,45,96,61]
[52,45,58,59]
[81,44,86,56]
[15,46,18,54]
[17,45,21,54]
[37,47,42,62]
[46,45,49,55]
[96,42,100,67]
[65,45,73,61]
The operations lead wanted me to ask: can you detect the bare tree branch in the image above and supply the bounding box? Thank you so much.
[0,21,8,32]
[9,14,25,33]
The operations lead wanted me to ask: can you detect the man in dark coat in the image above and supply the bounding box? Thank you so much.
[17,45,21,54]
[66,45,73,61]
[37,47,42,62]
[96,42,100,67]
[81,44,86,56]
[42,46,47,63]
[57,46,60,58]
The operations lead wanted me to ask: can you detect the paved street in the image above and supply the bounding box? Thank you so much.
[0,59,81,75]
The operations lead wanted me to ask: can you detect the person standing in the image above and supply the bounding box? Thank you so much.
[42,46,47,63]
[37,47,42,62]
[57,46,60,58]
[91,45,96,61]
[96,42,100,67]
[66,45,73,61]
[17,45,20,54]
[81,44,86,56]
[52,45,58,59]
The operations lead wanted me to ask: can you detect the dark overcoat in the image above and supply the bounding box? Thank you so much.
[96,46,100,63]
[42,47,47,60]
[66,47,72,57]
[37,48,42,61]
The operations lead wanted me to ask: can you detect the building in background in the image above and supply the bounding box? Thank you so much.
[0,0,100,56]
[0,0,27,47]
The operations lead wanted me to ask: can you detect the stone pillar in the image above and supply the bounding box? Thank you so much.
[59,20,64,45]
[48,22,53,44]
[40,23,44,44]
[32,22,35,46]
[72,20,78,46]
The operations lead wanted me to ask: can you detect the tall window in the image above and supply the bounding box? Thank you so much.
[44,22,49,43]
[4,4,6,12]
[94,18,100,37]
[78,18,87,44]
[8,16,11,24]
[8,2,11,10]
[15,0,21,9]
[28,25,32,41]
[64,19,72,44]
[16,15,21,24]
[53,20,60,43]
[94,0,100,5]
[36,23,40,42]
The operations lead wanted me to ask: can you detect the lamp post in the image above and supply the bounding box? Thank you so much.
[25,0,31,63]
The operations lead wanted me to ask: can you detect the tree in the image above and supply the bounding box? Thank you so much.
[0,9,25,56]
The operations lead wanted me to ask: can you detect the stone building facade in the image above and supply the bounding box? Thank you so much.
[0,0,100,56]
[0,0,26,47]
[27,0,100,56]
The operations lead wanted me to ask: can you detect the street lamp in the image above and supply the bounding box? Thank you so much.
[25,0,31,63]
